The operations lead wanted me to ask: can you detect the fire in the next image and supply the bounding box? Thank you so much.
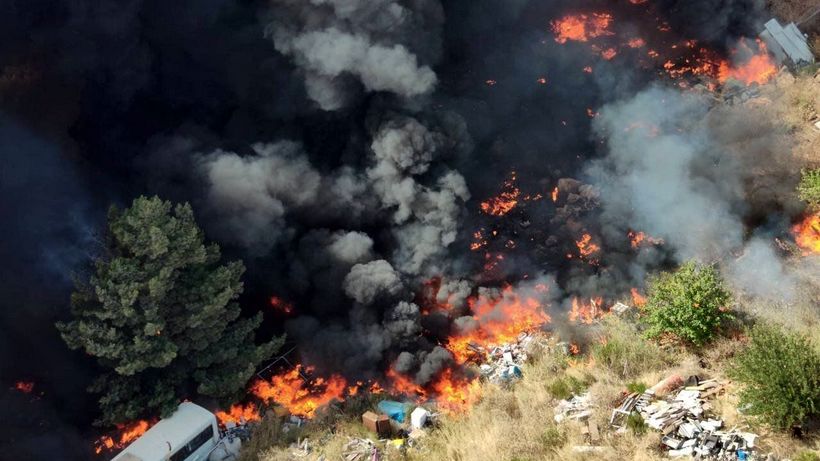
[537,77,547,85]
[13,381,34,393]
[569,297,605,324]
[386,367,427,399]
[551,186,559,202]
[717,39,777,85]
[629,0,648,4]
[627,38,645,48]
[792,212,820,255]
[470,230,488,251]
[215,403,262,425]
[269,296,293,315]
[430,369,482,414]
[94,420,150,455]
[551,13,614,44]
[480,172,521,216]
[583,66,593,73]
[630,288,647,307]
[600,48,617,60]
[628,230,663,249]
[446,283,551,363]
[251,365,347,418]
[575,233,600,258]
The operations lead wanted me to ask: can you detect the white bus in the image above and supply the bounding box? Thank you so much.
[111,402,220,461]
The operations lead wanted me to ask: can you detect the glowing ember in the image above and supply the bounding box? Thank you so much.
[630,288,647,307]
[628,230,664,249]
[480,172,521,216]
[95,420,150,455]
[537,77,547,84]
[717,39,777,85]
[576,233,600,258]
[251,365,347,418]
[569,297,605,324]
[583,66,593,73]
[627,38,646,48]
[446,283,551,364]
[470,230,488,251]
[792,212,820,255]
[629,0,648,4]
[485,79,497,86]
[13,381,34,393]
[215,403,262,425]
[551,186,559,202]
[269,296,294,315]
[600,48,617,60]
[551,13,614,44]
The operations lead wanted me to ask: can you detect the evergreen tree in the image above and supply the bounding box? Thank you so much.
[57,196,282,425]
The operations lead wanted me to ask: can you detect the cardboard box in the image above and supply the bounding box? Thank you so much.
[362,411,391,437]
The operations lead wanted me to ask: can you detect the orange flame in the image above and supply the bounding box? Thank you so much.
[576,233,600,258]
[215,403,262,425]
[480,172,521,216]
[95,420,150,455]
[430,369,482,414]
[551,186,559,202]
[792,212,820,255]
[251,365,347,418]
[551,13,614,44]
[446,283,551,364]
[628,230,664,249]
[386,367,428,399]
[630,288,647,307]
[717,39,777,85]
[569,297,605,324]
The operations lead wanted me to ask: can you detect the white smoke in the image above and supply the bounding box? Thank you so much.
[588,86,798,299]
[343,259,403,304]
[268,0,441,110]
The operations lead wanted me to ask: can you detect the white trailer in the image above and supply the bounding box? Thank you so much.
[111,402,221,461]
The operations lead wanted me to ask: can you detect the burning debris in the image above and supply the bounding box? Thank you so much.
[792,212,820,255]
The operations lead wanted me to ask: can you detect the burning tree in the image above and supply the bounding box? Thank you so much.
[57,196,283,425]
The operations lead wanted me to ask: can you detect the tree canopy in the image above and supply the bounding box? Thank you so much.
[642,261,732,346]
[57,196,282,425]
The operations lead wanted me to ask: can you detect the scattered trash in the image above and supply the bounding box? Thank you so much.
[377,400,410,423]
[610,376,761,460]
[472,332,547,384]
[554,393,594,423]
[410,407,430,429]
[362,411,391,438]
[289,438,311,458]
[342,438,380,461]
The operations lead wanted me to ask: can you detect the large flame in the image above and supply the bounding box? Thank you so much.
[94,420,150,455]
[568,297,605,324]
[576,233,600,259]
[251,365,347,419]
[430,369,482,414]
[792,212,820,255]
[480,171,521,216]
[551,13,614,44]
[446,284,551,363]
[717,39,777,85]
[215,403,262,425]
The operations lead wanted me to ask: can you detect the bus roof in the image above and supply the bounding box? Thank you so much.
[111,402,216,461]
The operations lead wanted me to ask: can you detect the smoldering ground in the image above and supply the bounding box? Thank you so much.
[0,0,804,459]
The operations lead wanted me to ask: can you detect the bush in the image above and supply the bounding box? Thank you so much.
[642,261,733,346]
[547,376,587,400]
[626,412,648,436]
[794,451,820,461]
[626,382,648,394]
[797,168,820,208]
[729,324,820,430]
[541,425,567,451]
[592,317,673,378]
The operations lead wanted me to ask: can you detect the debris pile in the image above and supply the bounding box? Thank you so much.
[554,393,594,423]
[475,332,546,384]
[342,437,380,461]
[611,376,760,460]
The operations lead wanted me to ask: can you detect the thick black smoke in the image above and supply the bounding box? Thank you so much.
[0,0,788,459]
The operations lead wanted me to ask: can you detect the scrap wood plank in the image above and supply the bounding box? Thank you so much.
[588,421,600,443]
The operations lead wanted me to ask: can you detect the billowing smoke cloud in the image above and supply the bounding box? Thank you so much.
[586,86,801,298]
[267,0,443,110]
[344,259,403,304]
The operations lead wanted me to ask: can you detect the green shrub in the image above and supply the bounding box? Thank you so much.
[797,168,820,208]
[592,317,673,378]
[626,412,647,436]
[547,376,587,400]
[541,425,567,451]
[794,451,820,461]
[642,261,732,346]
[728,324,820,430]
[626,382,647,394]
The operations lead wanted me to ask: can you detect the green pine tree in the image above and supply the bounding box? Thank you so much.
[57,196,282,425]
